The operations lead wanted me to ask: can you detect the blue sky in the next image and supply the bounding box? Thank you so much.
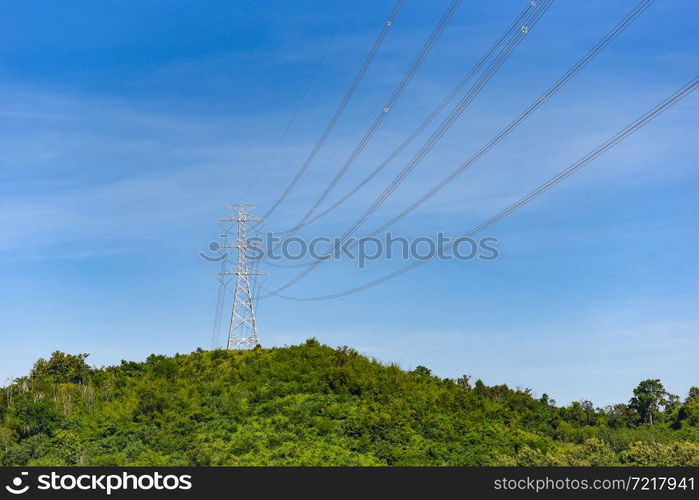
[1,0,697,406]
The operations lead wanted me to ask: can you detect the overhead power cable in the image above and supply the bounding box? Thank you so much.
[211,260,227,347]
[263,0,407,221]
[279,0,537,232]
[275,0,464,240]
[366,0,655,238]
[211,216,236,348]
[268,0,654,294]
[267,1,534,268]
[239,2,348,202]
[267,76,698,301]
[268,0,556,294]
[264,87,397,268]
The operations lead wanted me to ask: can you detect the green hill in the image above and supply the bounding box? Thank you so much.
[1,339,698,466]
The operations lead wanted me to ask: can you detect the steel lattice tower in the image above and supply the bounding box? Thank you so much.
[218,204,265,349]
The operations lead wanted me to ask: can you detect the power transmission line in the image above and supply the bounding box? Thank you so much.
[210,252,229,348]
[276,0,537,232]
[264,86,397,268]
[267,0,556,294]
[263,0,407,221]
[364,0,656,239]
[266,76,697,301]
[275,0,464,241]
[265,0,538,272]
[211,224,235,348]
[239,2,348,201]
[266,0,652,295]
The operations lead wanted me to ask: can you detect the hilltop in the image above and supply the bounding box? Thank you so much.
[1,339,698,466]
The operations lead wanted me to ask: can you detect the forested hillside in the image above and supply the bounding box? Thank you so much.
[1,339,698,466]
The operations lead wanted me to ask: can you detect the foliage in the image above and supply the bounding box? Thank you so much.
[0,341,696,466]
[629,379,675,425]
[31,352,92,386]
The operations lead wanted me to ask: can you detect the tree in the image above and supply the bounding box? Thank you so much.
[31,352,91,385]
[629,379,675,425]
[689,387,699,401]
[0,427,16,453]
[456,375,472,391]
[11,398,62,438]
[411,366,432,377]
[562,401,597,427]
[673,386,699,429]
[604,404,638,429]
[539,394,556,407]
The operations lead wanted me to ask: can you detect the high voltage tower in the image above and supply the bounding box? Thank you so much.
[218,205,265,349]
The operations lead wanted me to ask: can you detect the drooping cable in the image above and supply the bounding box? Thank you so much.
[263,0,407,220]
[268,0,556,294]
[275,0,464,240]
[266,76,697,301]
[239,2,348,201]
[279,0,537,232]
[367,0,656,238]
